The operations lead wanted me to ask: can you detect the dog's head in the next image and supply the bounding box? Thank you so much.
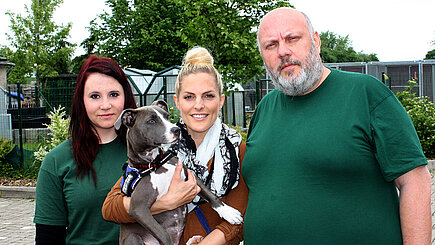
[115,100,180,152]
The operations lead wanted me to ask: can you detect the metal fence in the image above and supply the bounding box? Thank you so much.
[8,60,433,164]
[4,68,248,150]
[325,60,435,102]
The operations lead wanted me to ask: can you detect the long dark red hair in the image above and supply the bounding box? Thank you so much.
[69,55,137,185]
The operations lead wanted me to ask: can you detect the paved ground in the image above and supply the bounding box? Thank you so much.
[1,175,435,244]
[0,198,35,244]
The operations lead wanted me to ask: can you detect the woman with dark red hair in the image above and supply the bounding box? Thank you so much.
[34,55,137,244]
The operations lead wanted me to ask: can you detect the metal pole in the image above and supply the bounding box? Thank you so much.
[255,78,261,106]
[17,82,24,166]
[232,93,236,126]
[35,85,40,107]
[242,91,246,128]
[163,76,167,102]
[432,64,435,102]
[8,85,11,108]
[418,62,423,97]
[389,75,392,90]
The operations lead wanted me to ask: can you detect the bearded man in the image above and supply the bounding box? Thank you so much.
[241,7,431,245]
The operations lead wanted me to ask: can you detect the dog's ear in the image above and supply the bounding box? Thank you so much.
[115,109,137,129]
[151,100,169,112]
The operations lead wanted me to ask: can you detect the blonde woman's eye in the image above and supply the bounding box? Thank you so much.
[184,95,193,100]
[205,94,215,99]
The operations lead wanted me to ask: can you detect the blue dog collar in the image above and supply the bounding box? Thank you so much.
[121,164,143,196]
[120,150,177,196]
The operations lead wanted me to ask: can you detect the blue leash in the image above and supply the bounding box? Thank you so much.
[194,206,212,234]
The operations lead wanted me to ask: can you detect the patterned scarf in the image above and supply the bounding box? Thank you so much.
[171,118,242,200]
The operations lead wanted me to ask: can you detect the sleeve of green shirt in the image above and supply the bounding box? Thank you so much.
[370,94,427,182]
[34,155,68,226]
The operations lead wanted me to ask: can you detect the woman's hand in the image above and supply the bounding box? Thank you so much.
[186,235,204,245]
[150,161,201,214]
[122,196,131,213]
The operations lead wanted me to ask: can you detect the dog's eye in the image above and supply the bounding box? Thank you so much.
[147,119,156,124]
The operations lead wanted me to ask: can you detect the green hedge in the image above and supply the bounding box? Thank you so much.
[396,80,435,158]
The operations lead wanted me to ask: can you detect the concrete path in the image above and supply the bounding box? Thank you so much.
[0,198,35,244]
[1,170,435,244]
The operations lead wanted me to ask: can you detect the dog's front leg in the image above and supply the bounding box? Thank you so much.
[195,176,243,225]
[129,178,173,245]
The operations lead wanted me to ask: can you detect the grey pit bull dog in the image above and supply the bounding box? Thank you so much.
[114,100,243,245]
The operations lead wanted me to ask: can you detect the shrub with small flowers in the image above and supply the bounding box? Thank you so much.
[34,106,70,164]
[396,80,435,158]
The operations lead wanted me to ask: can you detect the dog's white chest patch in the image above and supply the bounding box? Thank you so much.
[150,164,185,200]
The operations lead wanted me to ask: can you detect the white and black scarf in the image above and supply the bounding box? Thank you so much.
[171,118,242,204]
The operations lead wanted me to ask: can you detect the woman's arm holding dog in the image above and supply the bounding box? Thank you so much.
[102,162,200,222]
[102,177,136,223]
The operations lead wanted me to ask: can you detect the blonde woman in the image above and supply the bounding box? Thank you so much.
[103,46,248,244]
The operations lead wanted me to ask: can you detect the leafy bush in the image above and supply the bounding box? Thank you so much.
[168,103,181,124]
[0,138,40,179]
[230,125,248,143]
[34,107,70,164]
[396,80,435,158]
[10,163,40,179]
[0,138,14,177]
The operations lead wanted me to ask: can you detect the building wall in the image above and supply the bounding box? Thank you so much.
[0,66,6,89]
[0,62,13,139]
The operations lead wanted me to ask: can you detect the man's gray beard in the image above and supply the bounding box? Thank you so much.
[267,44,323,96]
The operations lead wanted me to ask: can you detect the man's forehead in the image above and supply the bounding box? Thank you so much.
[258,10,308,40]
[259,22,306,42]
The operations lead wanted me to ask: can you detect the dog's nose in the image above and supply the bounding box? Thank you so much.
[171,127,181,138]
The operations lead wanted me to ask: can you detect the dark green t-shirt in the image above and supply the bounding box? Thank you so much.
[34,137,127,245]
[242,69,427,244]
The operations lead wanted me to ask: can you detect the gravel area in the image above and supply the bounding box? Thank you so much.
[0,177,37,187]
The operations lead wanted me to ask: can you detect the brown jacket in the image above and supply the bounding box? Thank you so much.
[102,143,248,244]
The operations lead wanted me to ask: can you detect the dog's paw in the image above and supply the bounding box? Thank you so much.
[214,204,243,225]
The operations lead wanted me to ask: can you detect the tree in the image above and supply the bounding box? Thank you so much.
[83,0,188,71]
[177,0,291,89]
[5,0,75,84]
[424,49,435,60]
[84,0,291,88]
[319,31,379,63]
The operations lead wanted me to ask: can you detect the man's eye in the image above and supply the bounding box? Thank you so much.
[287,36,299,42]
[265,43,276,49]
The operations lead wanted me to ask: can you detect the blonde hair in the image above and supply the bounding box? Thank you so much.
[175,46,223,96]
